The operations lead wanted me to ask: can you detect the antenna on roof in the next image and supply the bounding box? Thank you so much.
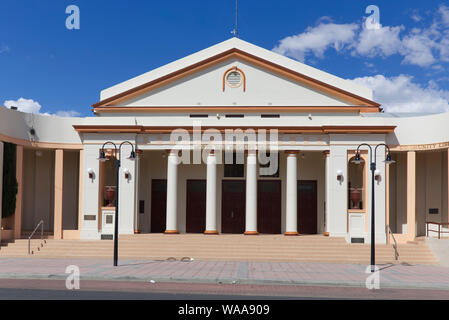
[231,0,239,38]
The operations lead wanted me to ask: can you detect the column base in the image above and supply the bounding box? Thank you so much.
[324,232,330,237]
[244,231,259,235]
[284,231,299,236]
[134,229,141,234]
[204,230,219,235]
[164,230,179,234]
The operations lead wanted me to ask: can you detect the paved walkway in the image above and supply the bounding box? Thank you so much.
[427,238,449,267]
[1,258,449,290]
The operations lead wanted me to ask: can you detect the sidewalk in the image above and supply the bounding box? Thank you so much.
[1,257,449,291]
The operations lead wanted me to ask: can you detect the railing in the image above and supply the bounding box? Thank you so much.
[387,225,399,261]
[426,221,449,239]
[28,220,44,255]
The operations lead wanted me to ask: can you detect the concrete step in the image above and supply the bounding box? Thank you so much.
[0,235,438,264]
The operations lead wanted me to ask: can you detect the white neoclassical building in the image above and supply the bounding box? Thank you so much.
[0,38,448,245]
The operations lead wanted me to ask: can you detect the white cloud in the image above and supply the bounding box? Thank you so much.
[54,110,81,117]
[401,33,437,66]
[438,5,449,26]
[273,4,449,68]
[0,44,9,54]
[353,25,404,57]
[3,97,80,117]
[349,74,449,113]
[4,98,42,113]
[411,14,422,22]
[273,23,359,62]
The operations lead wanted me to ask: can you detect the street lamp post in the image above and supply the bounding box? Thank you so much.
[351,143,395,272]
[98,141,136,267]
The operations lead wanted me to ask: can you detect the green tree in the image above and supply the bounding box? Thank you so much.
[2,143,18,218]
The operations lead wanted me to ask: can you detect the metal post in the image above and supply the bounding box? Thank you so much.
[370,161,376,272]
[114,157,120,267]
[99,141,135,267]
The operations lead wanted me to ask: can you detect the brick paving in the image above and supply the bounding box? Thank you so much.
[0,257,448,290]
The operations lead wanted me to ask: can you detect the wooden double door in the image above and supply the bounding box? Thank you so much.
[150,179,167,233]
[151,179,208,234]
[221,180,282,234]
[257,180,282,234]
[298,180,318,234]
[186,180,207,233]
[221,180,246,233]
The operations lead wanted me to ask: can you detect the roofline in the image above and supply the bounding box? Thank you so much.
[92,48,380,110]
[73,125,395,134]
[92,106,380,114]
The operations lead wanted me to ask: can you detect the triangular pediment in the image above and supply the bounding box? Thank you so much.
[93,39,379,113]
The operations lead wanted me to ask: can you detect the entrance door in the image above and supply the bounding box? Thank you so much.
[298,180,318,234]
[186,180,206,233]
[257,180,281,234]
[150,179,166,233]
[221,180,246,233]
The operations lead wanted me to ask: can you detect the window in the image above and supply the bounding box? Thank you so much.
[224,152,244,177]
[223,67,246,92]
[225,114,244,118]
[226,70,242,88]
[348,156,365,210]
[189,114,208,118]
[261,114,280,118]
[259,152,280,178]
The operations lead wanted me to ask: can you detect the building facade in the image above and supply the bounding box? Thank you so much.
[1,38,448,244]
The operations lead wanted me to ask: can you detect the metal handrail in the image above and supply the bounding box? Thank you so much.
[28,220,44,255]
[387,225,399,260]
[426,221,449,239]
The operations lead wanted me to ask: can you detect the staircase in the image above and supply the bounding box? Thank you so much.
[0,234,439,265]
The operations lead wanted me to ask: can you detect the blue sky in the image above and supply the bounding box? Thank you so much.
[1,0,449,116]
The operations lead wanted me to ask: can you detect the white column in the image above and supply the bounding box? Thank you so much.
[165,150,179,234]
[245,150,258,235]
[0,142,3,242]
[118,143,137,235]
[205,151,218,234]
[285,151,298,235]
[80,145,101,240]
[324,151,330,236]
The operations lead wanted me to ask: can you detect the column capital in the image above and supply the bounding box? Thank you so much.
[166,149,181,156]
[323,150,330,156]
[245,149,257,156]
[285,150,299,156]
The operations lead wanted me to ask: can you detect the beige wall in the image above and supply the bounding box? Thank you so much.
[389,152,407,233]
[297,152,326,233]
[22,149,55,232]
[416,152,427,236]
[62,151,80,230]
[443,151,448,224]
